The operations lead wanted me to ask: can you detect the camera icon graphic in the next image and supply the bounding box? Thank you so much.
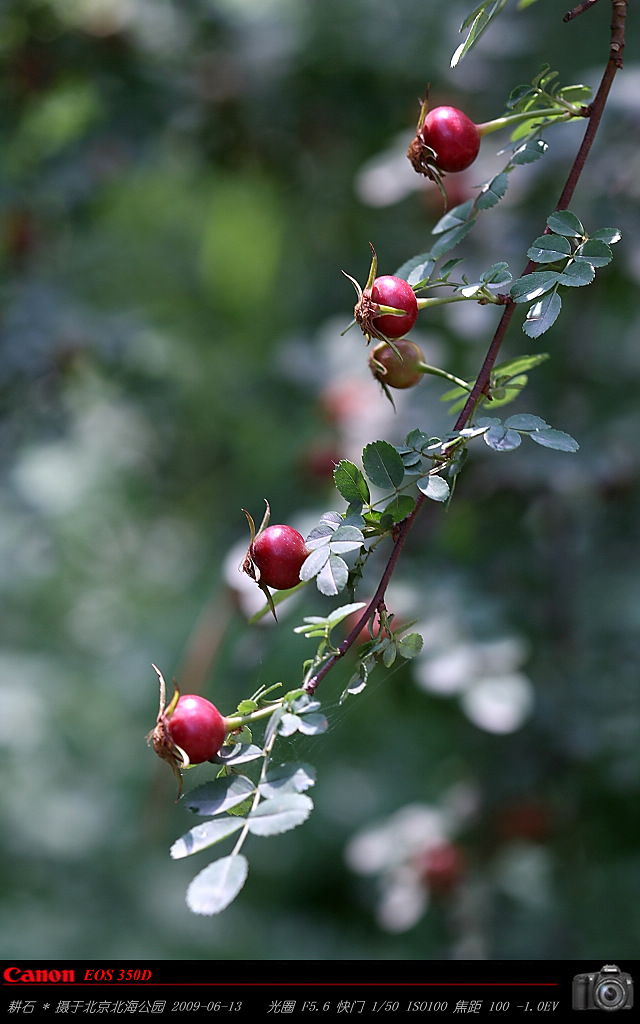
[572,965,634,1011]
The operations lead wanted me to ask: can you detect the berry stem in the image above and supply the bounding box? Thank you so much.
[416,293,501,310]
[225,703,285,730]
[475,107,587,137]
[417,363,473,391]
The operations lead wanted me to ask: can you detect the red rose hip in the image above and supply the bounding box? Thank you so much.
[251,524,309,590]
[420,106,480,173]
[370,275,418,338]
[167,694,227,764]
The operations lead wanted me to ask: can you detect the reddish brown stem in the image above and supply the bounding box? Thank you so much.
[454,0,626,434]
[564,0,602,23]
[305,495,430,694]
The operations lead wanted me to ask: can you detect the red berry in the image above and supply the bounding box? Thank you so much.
[370,276,418,338]
[167,695,227,764]
[251,524,309,590]
[420,106,480,174]
[369,339,425,390]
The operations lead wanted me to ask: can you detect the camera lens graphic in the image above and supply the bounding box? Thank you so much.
[595,980,625,1010]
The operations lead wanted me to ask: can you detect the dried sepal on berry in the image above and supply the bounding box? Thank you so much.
[240,500,278,620]
[147,664,188,800]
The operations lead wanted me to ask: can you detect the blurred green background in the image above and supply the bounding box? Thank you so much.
[1,0,639,960]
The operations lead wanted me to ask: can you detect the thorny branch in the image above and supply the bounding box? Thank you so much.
[303,0,627,696]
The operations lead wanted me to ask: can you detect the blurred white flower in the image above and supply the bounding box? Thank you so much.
[461,672,534,734]
[414,627,534,734]
[345,789,476,932]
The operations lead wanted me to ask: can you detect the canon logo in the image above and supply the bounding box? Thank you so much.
[4,967,75,983]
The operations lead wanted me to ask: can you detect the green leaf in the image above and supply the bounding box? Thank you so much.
[432,201,474,234]
[493,353,550,379]
[430,221,475,259]
[406,428,436,452]
[511,138,548,164]
[417,475,450,502]
[299,546,330,580]
[529,428,579,452]
[556,82,591,104]
[475,173,509,210]
[316,553,349,596]
[329,524,364,555]
[170,818,245,860]
[362,440,405,490]
[382,494,416,523]
[590,227,621,245]
[186,776,256,816]
[279,712,303,737]
[511,271,559,303]
[557,261,595,287]
[480,261,512,287]
[398,450,423,472]
[523,289,562,339]
[236,699,258,715]
[247,794,313,836]
[333,460,370,504]
[487,374,528,409]
[397,633,424,659]
[546,211,584,237]
[259,763,316,798]
[394,253,436,288]
[574,239,612,267]
[504,414,548,431]
[526,234,571,262]
[326,602,367,628]
[382,640,397,668]
[214,743,264,766]
[438,258,465,280]
[296,712,329,735]
[304,525,334,549]
[186,854,248,916]
[451,0,510,67]
[291,694,322,715]
[484,424,522,451]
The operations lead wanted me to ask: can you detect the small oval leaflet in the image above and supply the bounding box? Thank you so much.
[246,793,314,837]
[171,817,245,860]
[186,854,248,916]
[417,475,450,502]
[186,775,255,816]
[259,762,316,798]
